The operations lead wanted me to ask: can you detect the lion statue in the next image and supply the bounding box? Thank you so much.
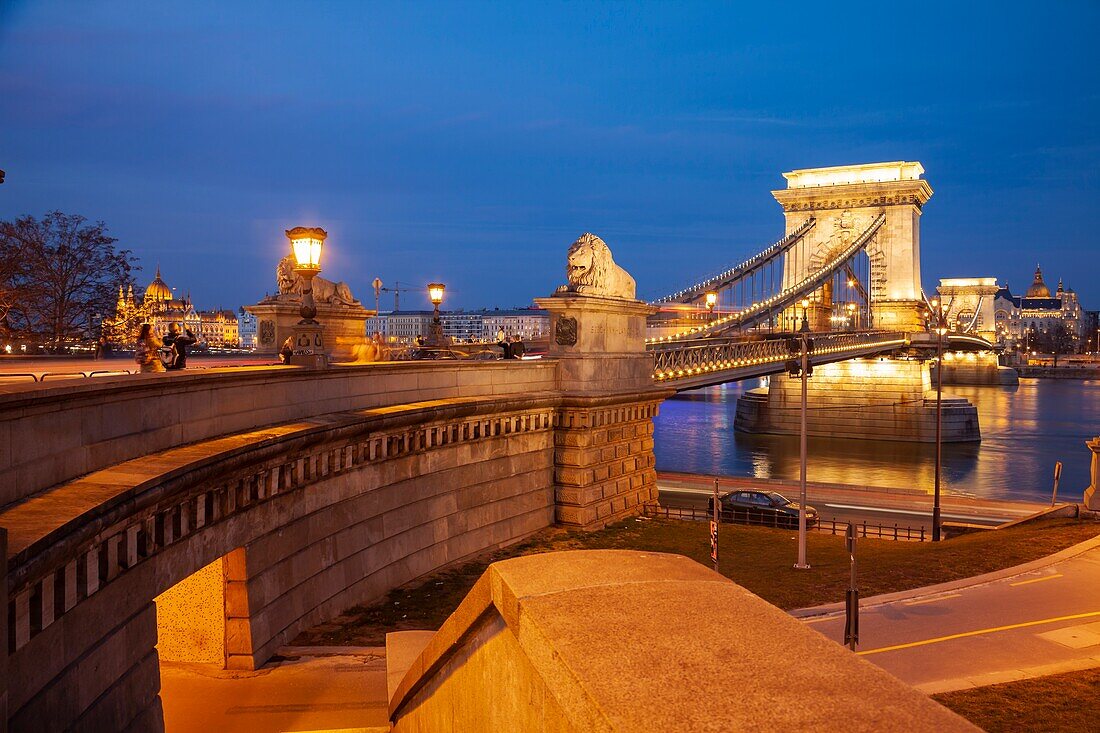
[555,232,636,300]
[276,255,358,305]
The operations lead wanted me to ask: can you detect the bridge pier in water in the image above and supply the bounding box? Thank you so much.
[735,358,980,442]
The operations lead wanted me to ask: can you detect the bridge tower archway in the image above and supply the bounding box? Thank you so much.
[773,161,933,332]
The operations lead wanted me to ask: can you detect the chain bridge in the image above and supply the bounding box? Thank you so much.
[644,161,993,389]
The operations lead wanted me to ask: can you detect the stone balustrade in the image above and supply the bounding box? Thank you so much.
[386,550,979,732]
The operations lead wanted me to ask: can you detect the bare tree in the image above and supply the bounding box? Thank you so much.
[0,212,138,347]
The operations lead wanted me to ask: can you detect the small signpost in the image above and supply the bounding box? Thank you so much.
[844,522,859,651]
[1051,461,1063,506]
[711,478,719,571]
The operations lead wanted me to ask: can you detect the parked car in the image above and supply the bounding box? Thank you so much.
[706,490,818,529]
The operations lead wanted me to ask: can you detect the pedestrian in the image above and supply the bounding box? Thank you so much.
[134,323,166,373]
[93,336,105,361]
[498,331,513,359]
[279,336,294,364]
[511,334,526,359]
[163,322,197,370]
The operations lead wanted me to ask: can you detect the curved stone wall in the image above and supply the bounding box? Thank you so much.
[4,395,557,732]
[0,360,559,509]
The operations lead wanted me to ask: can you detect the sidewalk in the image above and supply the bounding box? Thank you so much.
[792,533,1100,693]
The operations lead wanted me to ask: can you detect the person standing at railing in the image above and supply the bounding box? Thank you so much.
[134,323,165,373]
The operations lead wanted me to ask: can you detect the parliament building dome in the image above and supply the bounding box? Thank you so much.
[144,266,172,302]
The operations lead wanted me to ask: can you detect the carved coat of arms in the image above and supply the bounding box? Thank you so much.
[555,316,578,346]
[259,320,276,345]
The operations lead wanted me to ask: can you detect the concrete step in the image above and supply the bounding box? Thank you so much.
[386,630,436,705]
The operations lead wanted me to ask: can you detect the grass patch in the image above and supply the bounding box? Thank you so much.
[933,667,1100,733]
[292,516,1098,647]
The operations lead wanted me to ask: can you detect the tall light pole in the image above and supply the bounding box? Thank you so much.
[846,302,856,331]
[794,330,812,569]
[287,227,327,368]
[799,297,811,333]
[930,298,947,541]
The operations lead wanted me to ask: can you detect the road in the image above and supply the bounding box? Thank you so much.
[795,536,1100,692]
[658,472,1047,533]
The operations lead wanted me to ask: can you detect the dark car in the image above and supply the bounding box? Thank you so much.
[706,490,818,529]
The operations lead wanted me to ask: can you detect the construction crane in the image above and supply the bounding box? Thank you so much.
[371,278,415,313]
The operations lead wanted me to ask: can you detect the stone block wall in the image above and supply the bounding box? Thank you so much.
[553,395,662,530]
[735,359,980,443]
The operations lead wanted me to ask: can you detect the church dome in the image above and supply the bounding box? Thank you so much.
[1025,265,1050,298]
[144,266,172,302]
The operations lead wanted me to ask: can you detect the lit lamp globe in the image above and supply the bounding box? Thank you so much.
[704,290,718,315]
[799,297,811,332]
[286,226,328,367]
[428,282,446,309]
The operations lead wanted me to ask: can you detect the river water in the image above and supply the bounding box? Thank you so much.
[653,378,1100,503]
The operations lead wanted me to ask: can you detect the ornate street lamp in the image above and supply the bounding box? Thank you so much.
[427,282,445,346]
[799,297,811,332]
[704,290,718,322]
[287,226,327,367]
[846,302,857,331]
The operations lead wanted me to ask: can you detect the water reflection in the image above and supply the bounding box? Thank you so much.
[654,378,1100,502]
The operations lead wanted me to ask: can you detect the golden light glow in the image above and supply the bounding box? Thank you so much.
[428,282,446,305]
[286,227,327,269]
[704,290,718,311]
[800,298,810,309]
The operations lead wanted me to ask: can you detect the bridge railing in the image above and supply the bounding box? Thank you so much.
[650,330,906,382]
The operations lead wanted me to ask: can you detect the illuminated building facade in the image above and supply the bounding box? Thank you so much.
[992,265,1084,351]
[104,267,241,347]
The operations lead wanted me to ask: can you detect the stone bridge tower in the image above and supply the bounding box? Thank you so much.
[772,161,933,332]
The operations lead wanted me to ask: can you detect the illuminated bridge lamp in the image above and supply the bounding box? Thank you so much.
[799,297,811,333]
[704,290,718,321]
[427,282,446,346]
[286,226,328,368]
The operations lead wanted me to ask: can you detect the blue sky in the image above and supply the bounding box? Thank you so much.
[1,1,1097,310]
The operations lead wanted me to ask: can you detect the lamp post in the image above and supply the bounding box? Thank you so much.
[287,227,327,368]
[427,282,445,346]
[930,298,947,541]
[704,290,718,322]
[799,297,811,333]
[794,329,811,569]
[846,302,856,331]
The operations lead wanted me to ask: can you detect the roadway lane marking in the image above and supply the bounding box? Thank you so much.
[821,503,1017,523]
[1010,573,1064,587]
[903,593,961,606]
[800,615,841,624]
[857,611,1100,656]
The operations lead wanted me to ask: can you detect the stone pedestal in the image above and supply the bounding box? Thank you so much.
[735,358,981,443]
[288,323,328,368]
[1084,437,1100,511]
[872,300,927,332]
[245,301,373,362]
[535,293,669,529]
[534,294,656,394]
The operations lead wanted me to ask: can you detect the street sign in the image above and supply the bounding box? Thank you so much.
[710,520,718,565]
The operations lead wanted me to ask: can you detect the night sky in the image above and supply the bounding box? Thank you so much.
[1,2,1098,311]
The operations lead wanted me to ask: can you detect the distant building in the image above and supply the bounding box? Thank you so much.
[366,308,549,344]
[238,307,258,348]
[103,267,241,347]
[992,265,1085,351]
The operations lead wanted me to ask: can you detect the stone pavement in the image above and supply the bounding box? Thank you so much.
[160,649,390,733]
[794,533,1100,693]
